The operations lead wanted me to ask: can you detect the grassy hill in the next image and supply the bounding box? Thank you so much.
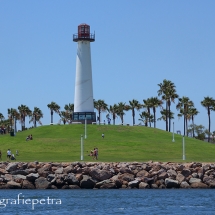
[0,124,214,163]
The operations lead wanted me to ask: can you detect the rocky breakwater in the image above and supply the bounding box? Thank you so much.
[0,161,215,189]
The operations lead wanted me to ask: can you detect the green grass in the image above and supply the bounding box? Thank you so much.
[0,124,214,163]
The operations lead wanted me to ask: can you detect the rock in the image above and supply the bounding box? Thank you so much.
[69,185,81,189]
[100,183,116,189]
[136,170,149,178]
[191,182,208,188]
[151,183,158,189]
[180,181,190,188]
[128,180,140,188]
[176,173,185,183]
[95,179,111,188]
[35,177,51,189]
[0,168,8,174]
[165,178,179,188]
[22,180,35,189]
[189,178,201,184]
[55,167,63,174]
[67,173,79,185]
[11,170,29,175]
[158,172,168,180]
[80,175,96,189]
[118,173,135,182]
[119,167,133,174]
[181,169,191,177]
[89,168,112,181]
[5,163,18,172]
[26,173,39,182]
[7,181,21,189]
[139,182,150,189]
[167,169,177,179]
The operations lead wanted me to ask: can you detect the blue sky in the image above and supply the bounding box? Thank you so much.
[0,0,215,133]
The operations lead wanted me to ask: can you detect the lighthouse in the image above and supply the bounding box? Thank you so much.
[72,24,96,123]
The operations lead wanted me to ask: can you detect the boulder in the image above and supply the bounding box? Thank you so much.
[26,173,39,182]
[165,178,179,188]
[139,182,150,189]
[22,180,35,189]
[136,170,149,178]
[181,169,191,177]
[55,167,63,174]
[180,181,190,188]
[191,182,208,188]
[128,180,140,188]
[35,177,51,189]
[89,168,112,181]
[189,178,201,184]
[118,173,135,182]
[67,173,79,185]
[5,163,18,172]
[80,175,96,189]
[176,173,185,183]
[100,183,116,189]
[7,181,21,189]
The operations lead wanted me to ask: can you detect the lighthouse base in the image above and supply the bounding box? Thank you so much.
[72,112,96,124]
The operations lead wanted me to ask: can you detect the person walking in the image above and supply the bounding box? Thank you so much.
[7,149,11,161]
[102,133,104,139]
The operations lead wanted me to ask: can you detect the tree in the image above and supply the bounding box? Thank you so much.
[149,97,162,128]
[29,107,43,127]
[0,113,4,122]
[138,111,153,127]
[94,100,108,124]
[143,98,152,127]
[64,103,74,123]
[18,105,32,131]
[58,111,69,125]
[157,79,178,132]
[8,108,19,132]
[187,107,199,138]
[176,96,193,136]
[109,104,118,125]
[116,102,129,125]
[201,96,215,142]
[157,109,174,124]
[47,102,60,125]
[128,99,142,126]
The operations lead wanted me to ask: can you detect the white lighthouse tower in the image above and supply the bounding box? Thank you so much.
[72,24,96,123]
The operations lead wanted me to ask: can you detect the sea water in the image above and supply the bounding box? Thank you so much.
[0,189,215,215]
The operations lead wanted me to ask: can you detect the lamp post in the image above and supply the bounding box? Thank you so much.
[85,118,87,139]
[81,135,84,161]
[182,135,185,160]
[14,117,16,136]
[172,122,175,142]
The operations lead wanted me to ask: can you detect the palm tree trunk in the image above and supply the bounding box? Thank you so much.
[208,108,210,142]
[132,109,135,126]
[192,116,195,137]
[165,102,168,131]
[51,110,53,124]
[153,108,156,128]
[168,101,171,132]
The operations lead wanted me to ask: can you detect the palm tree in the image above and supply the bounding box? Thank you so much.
[109,104,118,125]
[59,111,69,125]
[64,103,74,123]
[157,79,178,132]
[143,98,152,127]
[94,99,108,124]
[128,99,142,126]
[8,108,18,132]
[0,113,4,122]
[116,102,129,125]
[187,107,199,138]
[201,96,215,142]
[29,107,43,127]
[139,111,154,127]
[47,102,60,125]
[149,97,163,128]
[176,96,193,136]
[18,105,32,131]
[157,109,174,124]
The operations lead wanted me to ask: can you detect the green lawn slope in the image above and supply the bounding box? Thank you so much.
[0,124,214,163]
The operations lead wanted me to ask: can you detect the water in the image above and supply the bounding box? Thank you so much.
[0,189,215,215]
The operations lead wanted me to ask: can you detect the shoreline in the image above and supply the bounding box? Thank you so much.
[0,161,214,189]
